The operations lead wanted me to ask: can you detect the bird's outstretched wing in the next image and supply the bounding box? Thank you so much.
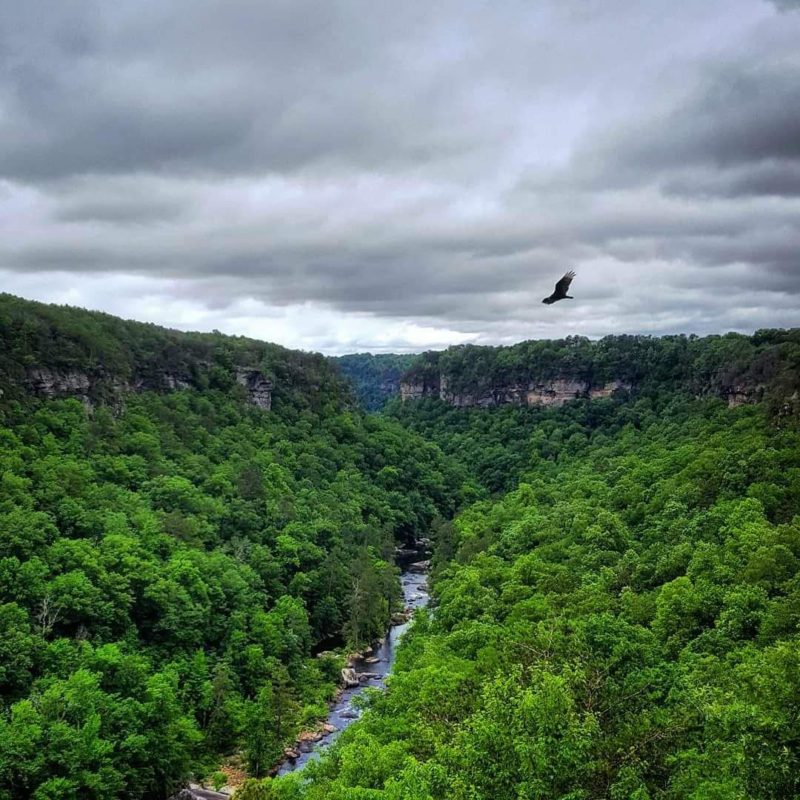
[554,270,576,298]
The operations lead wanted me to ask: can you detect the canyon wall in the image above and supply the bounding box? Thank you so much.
[400,374,633,408]
[19,364,273,410]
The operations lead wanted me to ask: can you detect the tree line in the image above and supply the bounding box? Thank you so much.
[0,299,472,799]
[241,394,800,799]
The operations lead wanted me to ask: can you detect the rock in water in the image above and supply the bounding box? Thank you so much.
[341,667,359,688]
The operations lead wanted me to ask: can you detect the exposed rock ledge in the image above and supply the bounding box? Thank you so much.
[400,375,631,408]
[22,365,272,411]
[234,368,273,410]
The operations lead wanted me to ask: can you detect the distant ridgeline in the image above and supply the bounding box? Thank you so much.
[397,332,800,415]
[0,294,467,798]
[0,294,349,414]
[332,353,417,411]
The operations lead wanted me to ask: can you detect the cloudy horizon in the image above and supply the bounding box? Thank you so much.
[2,0,799,354]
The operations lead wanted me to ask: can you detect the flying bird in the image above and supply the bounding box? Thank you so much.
[542,270,576,304]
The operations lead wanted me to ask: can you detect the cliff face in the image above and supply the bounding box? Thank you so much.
[397,331,800,411]
[401,374,632,408]
[234,368,273,410]
[399,372,772,409]
[20,364,273,410]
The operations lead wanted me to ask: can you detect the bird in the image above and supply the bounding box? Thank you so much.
[542,270,576,304]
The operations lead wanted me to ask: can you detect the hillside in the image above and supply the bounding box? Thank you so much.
[0,296,469,799]
[239,336,800,800]
[2,295,799,800]
[399,332,800,412]
[331,354,417,412]
[0,294,347,414]
[245,389,800,800]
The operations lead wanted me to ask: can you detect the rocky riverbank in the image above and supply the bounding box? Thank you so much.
[275,556,430,776]
[177,554,430,797]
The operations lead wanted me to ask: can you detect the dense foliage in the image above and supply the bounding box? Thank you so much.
[0,294,347,413]
[404,331,800,410]
[0,299,471,800]
[3,295,799,799]
[245,395,800,800]
[332,355,418,412]
[386,398,621,495]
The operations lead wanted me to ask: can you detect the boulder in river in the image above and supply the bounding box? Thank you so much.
[322,723,337,734]
[341,667,359,688]
[408,560,430,573]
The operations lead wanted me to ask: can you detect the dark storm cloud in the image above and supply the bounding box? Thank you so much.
[581,60,800,181]
[0,0,500,180]
[663,163,800,199]
[1,0,799,350]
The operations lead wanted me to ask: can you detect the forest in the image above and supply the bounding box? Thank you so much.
[1,295,799,799]
[0,297,470,799]
[400,331,800,411]
[245,394,800,800]
[332,355,417,412]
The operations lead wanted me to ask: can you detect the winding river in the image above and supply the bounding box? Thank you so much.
[276,551,430,776]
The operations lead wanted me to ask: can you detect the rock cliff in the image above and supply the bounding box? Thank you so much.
[396,331,800,412]
[401,374,632,408]
[22,365,273,411]
[234,368,273,410]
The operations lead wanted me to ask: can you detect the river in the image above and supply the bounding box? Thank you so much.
[276,551,430,776]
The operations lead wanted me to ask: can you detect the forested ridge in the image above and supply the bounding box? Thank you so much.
[0,294,346,412]
[0,297,470,798]
[241,367,800,797]
[332,355,417,412]
[401,331,800,403]
[2,295,800,800]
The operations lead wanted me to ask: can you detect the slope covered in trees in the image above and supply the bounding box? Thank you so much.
[240,392,800,799]
[0,298,470,799]
[400,331,800,412]
[3,296,799,800]
[332,354,418,412]
[0,293,345,412]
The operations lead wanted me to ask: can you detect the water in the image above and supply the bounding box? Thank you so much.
[276,555,430,776]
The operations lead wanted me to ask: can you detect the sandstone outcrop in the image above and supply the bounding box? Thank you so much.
[400,373,633,409]
[235,368,273,410]
[341,667,359,688]
[20,365,273,412]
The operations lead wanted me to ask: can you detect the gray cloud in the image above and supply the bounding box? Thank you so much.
[662,163,800,199]
[1,0,799,352]
[0,0,507,181]
[579,59,800,185]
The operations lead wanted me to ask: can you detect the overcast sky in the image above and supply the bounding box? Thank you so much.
[1,0,799,353]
